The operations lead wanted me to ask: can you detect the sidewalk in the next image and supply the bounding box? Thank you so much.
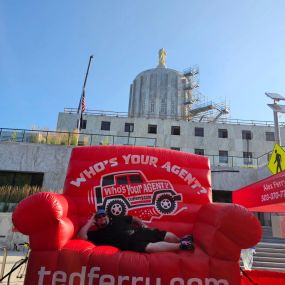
[0,250,27,285]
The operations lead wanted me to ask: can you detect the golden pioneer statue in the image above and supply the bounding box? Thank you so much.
[158,48,166,67]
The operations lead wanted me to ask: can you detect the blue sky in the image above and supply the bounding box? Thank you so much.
[1,0,285,130]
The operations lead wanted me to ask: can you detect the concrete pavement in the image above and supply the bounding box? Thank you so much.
[0,250,27,285]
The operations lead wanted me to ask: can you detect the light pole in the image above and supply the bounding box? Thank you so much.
[265,92,285,146]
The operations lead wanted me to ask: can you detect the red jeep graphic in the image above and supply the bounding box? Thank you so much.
[89,171,182,219]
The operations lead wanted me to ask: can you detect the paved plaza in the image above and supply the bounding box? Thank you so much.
[0,250,27,285]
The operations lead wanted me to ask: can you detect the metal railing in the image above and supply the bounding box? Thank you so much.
[207,152,272,169]
[0,246,7,281]
[0,127,273,168]
[0,128,157,147]
[64,108,129,118]
[0,235,7,282]
[63,108,285,127]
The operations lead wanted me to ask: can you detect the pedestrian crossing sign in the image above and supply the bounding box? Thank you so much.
[268,144,285,174]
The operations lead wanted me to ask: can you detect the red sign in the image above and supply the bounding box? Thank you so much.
[233,171,285,212]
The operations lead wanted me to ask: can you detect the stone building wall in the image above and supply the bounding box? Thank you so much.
[0,142,72,191]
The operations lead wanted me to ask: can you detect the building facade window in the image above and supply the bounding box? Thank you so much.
[125,123,134,133]
[160,97,167,115]
[242,130,252,140]
[148,124,157,134]
[171,102,175,115]
[170,147,180,151]
[265,132,275,141]
[160,103,167,114]
[150,102,155,113]
[101,121,111,131]
[218,129,228,138]
[194,149,204,156]
[77,119,87,130]
[195,127,204,137]
[171,126,180,135]
[219,150,228,164]
[0,171,44,187]
[243,152,253,165]
[212,190,232,203]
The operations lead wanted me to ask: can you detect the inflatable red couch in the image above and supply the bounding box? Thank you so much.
[13,146,261,285]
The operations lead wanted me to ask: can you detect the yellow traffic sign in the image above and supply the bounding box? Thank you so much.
[268,144,285,174]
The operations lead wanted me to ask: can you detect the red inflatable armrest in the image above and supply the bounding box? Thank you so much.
[12,192,76,250]
[193,203,262,261]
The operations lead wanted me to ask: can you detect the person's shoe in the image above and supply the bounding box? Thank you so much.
[180,234,193,243]
[179,239,194,250]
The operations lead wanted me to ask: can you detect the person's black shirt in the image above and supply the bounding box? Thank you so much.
[87,216,134,250]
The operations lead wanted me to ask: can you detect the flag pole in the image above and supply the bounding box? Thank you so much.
[77,55,94,142]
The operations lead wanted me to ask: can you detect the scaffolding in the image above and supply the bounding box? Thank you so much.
[182,66,230,122]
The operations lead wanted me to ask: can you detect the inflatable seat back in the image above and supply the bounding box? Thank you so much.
[63,146,212,236]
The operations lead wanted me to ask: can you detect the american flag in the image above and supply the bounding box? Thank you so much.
[77,89,86,130]
[81,90,86,113]
[77,89,86,114]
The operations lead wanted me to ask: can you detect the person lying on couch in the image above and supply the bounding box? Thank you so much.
[78,209,194,253]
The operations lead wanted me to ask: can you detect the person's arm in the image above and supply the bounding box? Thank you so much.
[131,216,147,228]
[77,214,95,240]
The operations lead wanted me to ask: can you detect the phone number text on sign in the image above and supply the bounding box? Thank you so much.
[261,189,285,202]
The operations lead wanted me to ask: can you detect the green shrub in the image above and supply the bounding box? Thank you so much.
[0,185,42,212]
[70,130,79,145]
[11,131,17,142]
[27,127,81,146]
[29,133,40,143]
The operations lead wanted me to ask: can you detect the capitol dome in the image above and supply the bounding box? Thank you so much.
[128,49,187,119]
